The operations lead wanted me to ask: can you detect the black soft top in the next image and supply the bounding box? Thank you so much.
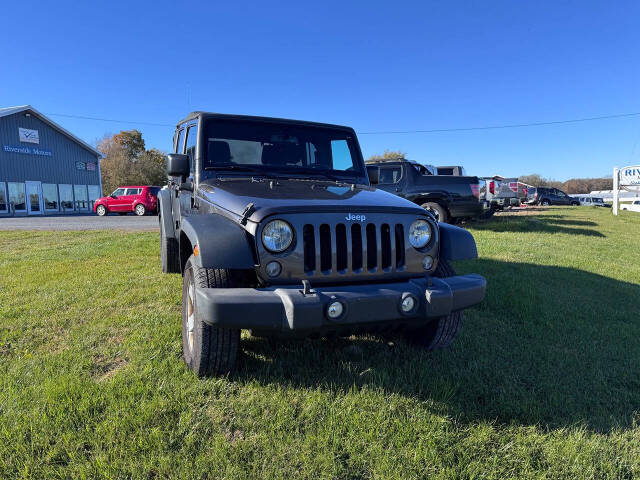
[176,112,355,133]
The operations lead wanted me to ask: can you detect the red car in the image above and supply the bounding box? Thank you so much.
[94,186,161,216]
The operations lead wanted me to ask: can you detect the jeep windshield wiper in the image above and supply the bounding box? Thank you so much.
[278,168,358,183]
[205,164,265,173]
[206,164,280,179]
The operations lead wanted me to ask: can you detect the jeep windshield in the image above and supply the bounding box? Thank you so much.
[201,120,366,183]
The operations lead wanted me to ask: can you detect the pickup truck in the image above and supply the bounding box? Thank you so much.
[365,159,482,223]
[620,199,640,212]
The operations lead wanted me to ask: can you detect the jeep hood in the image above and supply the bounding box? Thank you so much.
[198,178,425,222]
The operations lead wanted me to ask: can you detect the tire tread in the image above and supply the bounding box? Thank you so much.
[404,259,464,351]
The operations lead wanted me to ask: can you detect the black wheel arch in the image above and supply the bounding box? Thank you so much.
[178,215,256,274]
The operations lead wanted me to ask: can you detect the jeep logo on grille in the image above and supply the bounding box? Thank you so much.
[345,213,366,222]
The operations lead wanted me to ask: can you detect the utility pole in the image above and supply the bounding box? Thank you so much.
[613,167,619,216]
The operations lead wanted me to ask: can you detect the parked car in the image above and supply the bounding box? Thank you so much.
[94,186,161,216]
[159,112,487,376]
[574,196,610,207]
[526,187,578,206]
[620,199,640,212]
[365,158,483,223]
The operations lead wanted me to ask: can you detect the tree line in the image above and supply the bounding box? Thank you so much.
[518,174,612,194]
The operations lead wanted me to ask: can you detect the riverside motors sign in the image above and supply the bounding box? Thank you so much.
[3,145,53,157]
[619,165,640,188]
[18,127,39,144]
[613,164,640,215]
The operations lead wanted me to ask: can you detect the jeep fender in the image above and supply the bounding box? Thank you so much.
[179,215,255,270]
[438,223,478,261]
[158,189,175,239]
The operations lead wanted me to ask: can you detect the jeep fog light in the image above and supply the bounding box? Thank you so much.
[326,300,344,319]
[409,220,431,249]
[422,255,434,270]
[401,295,417,313]
[265,261,282,278]
[262,219,293,252]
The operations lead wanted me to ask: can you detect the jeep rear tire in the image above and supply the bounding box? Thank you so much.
[421,202,448,223]
[404,259,463,350]
[160,216,180,274]
[182,255,240,377]
[541,199,550,206]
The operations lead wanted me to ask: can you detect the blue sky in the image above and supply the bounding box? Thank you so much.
[1,0,639,180]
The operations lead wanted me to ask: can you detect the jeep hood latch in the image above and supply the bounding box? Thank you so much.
[239,202,255,225]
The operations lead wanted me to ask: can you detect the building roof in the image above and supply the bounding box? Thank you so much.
[0,105,101,157]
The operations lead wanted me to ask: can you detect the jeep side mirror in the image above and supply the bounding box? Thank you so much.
[366,165,380,185]
[167,153,190,179]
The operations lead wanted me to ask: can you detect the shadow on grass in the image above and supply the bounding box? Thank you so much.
[472,214,604,237]
[237,259,639,433]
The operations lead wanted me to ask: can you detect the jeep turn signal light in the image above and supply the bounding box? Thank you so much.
[194,245,199,257]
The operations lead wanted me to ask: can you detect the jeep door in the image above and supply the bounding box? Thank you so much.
[172,123,196,219]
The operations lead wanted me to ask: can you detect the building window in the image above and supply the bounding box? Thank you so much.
[88,185,101,210]
[42,184,59,211]
[0,182,7,212]
[74,185,88,211]
[8,183,26,211]
[59,184,74,211]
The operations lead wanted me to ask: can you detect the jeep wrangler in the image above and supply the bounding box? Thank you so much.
[159,112,486,376]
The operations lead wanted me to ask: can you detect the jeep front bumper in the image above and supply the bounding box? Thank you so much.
[194,274,486,335]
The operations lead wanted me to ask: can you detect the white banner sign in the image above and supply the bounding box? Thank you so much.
[619,165,640,189]
[18,128,39,144]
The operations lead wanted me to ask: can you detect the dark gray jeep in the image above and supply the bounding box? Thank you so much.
[158,112,486,376]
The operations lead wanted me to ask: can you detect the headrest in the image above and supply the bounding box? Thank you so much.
[261,143,302,166]
[207,141,232,164]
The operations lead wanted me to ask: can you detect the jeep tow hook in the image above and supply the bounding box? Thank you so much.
[301,280,315,296]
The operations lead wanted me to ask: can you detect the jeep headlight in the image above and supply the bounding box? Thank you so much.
[409,219,431,249]
[262,219,293,253]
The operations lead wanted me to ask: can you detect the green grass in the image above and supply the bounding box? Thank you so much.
[1,207,639,479]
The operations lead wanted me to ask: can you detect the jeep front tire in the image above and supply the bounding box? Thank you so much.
[403,259,463,350]
[182,255,240,376]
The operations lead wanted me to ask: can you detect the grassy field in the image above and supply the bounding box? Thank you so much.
[1,207,639,479]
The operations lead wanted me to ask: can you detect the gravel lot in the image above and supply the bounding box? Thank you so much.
[0,214,159,231]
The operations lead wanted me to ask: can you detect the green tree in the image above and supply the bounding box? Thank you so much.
[113,130,145,160]
[518,174,549,187]
[98,131,167,194]
[367,150,407,162]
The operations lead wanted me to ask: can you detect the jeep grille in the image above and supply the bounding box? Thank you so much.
[302,222,406,275]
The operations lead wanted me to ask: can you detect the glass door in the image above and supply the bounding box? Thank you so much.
[25,181,43,215]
